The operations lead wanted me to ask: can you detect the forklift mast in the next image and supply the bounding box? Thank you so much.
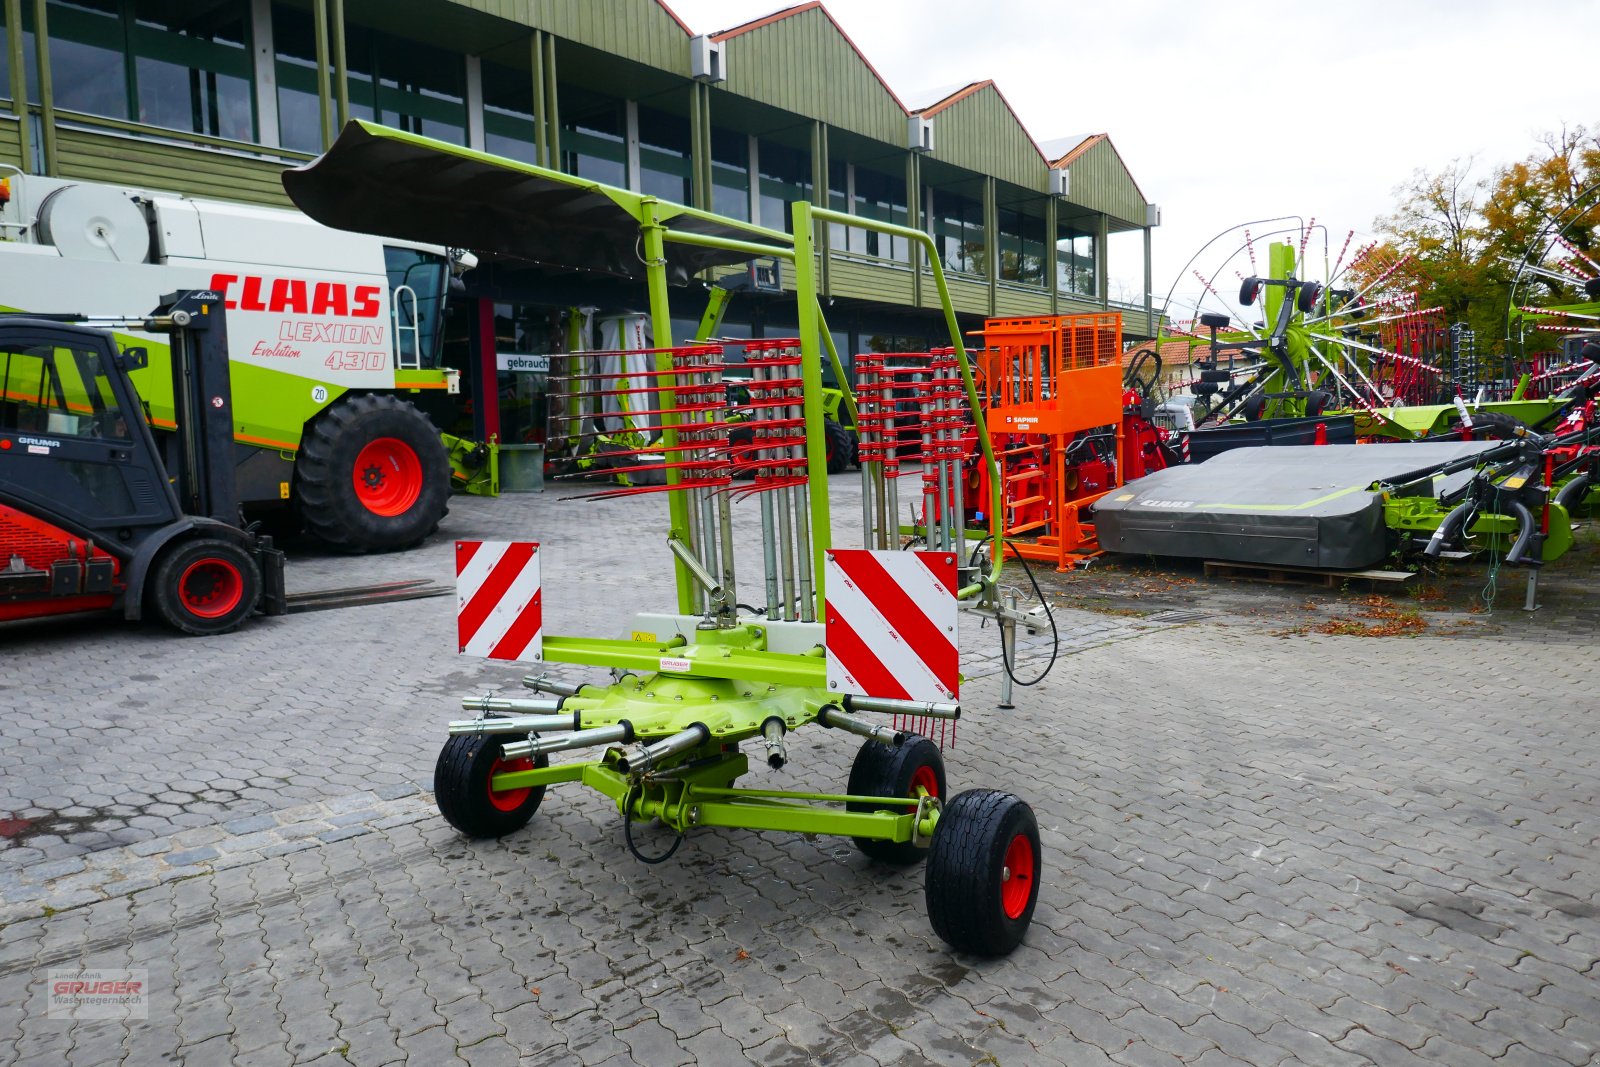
[154,290,240,526]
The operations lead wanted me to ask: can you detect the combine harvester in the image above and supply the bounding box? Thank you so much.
[285,122,1053,956]
[0,172,496,553]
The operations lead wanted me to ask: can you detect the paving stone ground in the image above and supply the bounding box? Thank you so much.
[2,475,1597,1066]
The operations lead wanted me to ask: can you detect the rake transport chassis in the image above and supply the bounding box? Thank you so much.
[287,122,1045,956]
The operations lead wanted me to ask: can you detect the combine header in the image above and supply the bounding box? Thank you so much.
[285,122,1050,957]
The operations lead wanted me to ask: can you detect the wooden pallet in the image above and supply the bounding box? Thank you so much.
[1202,560,1416,588]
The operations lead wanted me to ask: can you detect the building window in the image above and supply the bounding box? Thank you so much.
[25,1,255,139]
[757,138,810,233]
[638,104,690,204]
[482,59,535,164]
[850,166,908,262]
[337,28,464,145]
[931,189,985,277]
[272,1,321,153]
[38,0,128,122]
[1057,229,1095,296]
[560,90,625,188]
[997,207,1044,286]
[131,0,253,140]
[0,6,42,104]
[826,158,847,247]
[709,127,749,222]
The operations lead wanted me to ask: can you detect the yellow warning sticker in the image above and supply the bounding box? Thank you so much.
[279,481,291,500]
[631,631,656,643]
[1115,493,1135,501]
[1503,475,1526,490]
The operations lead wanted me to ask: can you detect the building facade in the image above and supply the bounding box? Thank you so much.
[0,0,1159,446]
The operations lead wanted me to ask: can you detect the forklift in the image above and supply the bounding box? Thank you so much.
[0,290,286,635]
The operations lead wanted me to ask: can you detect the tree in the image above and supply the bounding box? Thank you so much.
[1362,158,1502,350]
[1367,127,1600,357]
[1480,124,1600,306]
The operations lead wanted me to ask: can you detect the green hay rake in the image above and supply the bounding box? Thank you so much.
[286,122,1047,956]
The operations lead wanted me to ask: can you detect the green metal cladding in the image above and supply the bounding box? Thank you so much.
[713,5,905,145]
[450,0,693,72]
[922,86,1044,194]
[1060,137,1148,229]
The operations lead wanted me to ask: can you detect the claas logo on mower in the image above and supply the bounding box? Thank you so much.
[209,273,381,318]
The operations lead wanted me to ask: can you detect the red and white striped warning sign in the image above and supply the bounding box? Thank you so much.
[455,541,543,662]
[824,549,958,702]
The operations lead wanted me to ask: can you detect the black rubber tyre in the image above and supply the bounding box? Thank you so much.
[435,732,548,839]
[1456,411,1527,441]
[1241,393,1268,421]
[1304,389,1333,417]
[149,537,261,636]
[1296,281,1324,315]
[1192,381,1218,397]
[925,789,1041,957]
[295,394,450,553]
[823,418,852,474]
[1199,369,1232,384]
[845,735,945,865]
[1238,277,1261,306]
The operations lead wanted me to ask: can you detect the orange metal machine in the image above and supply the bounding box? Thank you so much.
[972,313,1128,570]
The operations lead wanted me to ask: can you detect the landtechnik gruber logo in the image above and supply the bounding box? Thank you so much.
[47,968,148,1020]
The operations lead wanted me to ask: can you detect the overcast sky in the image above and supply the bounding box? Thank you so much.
[664,0,1596,326]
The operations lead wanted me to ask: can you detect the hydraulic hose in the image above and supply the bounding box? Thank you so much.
[1553,473,1592,513]
[1503,500,1540,567]
[1423,500,1476,558]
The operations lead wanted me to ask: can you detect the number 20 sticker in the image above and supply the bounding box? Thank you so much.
[311,385,329,403]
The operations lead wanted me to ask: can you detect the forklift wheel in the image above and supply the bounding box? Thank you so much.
[925,789,1040,957]
[845,735,945,864]
[149,538,262,636]
[435,733,548,839]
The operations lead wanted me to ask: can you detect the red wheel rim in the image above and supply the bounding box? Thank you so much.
[1000,833,1035,919]
[177,558,244,619]
[910,765,940,799]
[486,752,533,812]
[352,437,423,517]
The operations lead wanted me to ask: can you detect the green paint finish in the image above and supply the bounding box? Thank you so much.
[828,257,915,304]
[0,113,21,168]
[714,7,903,144]
[925,86,1040,192]
[447,0,690,72]
[1059,137,1147,228]
[125,336,350,450]
[1384,498,1574,562]
[491,752,933,843]
[541,635,828,690]
[56,123,299,207]
[1361,399,1573,440]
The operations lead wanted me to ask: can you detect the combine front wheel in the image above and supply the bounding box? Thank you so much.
[295,395,449,553]
[925,789,1040,957]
